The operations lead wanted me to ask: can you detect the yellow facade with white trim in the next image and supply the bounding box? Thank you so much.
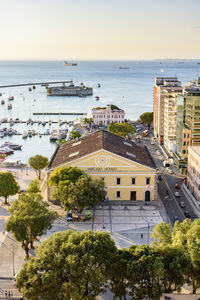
[48,149,156,201]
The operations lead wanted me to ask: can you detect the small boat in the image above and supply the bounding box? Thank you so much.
[30,121,34,125]
[28,87,32,91]
[95,96,99,101]
[97,83,101,88]
[0,147,14,155]
[7,104,12,110]
[119,66,130,69]
[42,121,46,126]
[64,61,77,66]
[8,96,14,101]
[197,62,200,65]
[0,133,5,138]
[39,134,42,138]
[1,100,5,105]
[22,131,28,139]
[2,142,22,150]
[28,133,32,138]
[0,93,2,96]
[48,120,52,126]
[32,86,36,89]
[38,120,42,125]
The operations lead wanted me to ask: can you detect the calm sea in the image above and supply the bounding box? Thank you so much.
[0,60,199,163]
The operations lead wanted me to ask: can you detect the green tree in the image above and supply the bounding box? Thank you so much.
[155,245,189,293]
[69,130,81,139]
[108,122,135,138]
[151,222,172,248]
[55,175,104,219]
[139,112,153,129]
[15,230,117,300]
[29,155,49,180]
[48,166,85,187]
[57,139,67,146]
[5,181,57,258]
[26,178,41,194]
[0,172,19,205]
[128,245,162,300]
[82,117,93,128]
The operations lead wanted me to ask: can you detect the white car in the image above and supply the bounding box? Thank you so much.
[168,169,173,174]
[174,191,180,197]
[151,141,155,145]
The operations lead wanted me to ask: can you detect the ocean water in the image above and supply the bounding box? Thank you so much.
[0,60,199,163]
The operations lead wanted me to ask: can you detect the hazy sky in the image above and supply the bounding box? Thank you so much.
[0,0,200,60]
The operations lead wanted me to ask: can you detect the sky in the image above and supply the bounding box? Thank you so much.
[0,0,200,60]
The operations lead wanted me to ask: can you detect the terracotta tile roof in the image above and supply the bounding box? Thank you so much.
[48,130,156,170]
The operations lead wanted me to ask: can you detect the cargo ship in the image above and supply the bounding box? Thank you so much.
[64,61,77,66]
[46,82,93,96]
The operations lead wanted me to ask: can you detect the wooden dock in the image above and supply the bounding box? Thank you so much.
[0,80,72,89]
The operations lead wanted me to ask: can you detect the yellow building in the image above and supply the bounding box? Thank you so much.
[47,130,156,202]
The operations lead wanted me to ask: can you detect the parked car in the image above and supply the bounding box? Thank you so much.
[150,141,155,145]
[174,216,179,222]
[179,201,186,208]
[174,191,180,197]
[66,212,73,222]
[19,188,26,194]
[168,169,173,174]
[184,210,191,218]
[175,184,180,189]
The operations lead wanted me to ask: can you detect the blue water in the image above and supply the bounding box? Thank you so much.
[0,60,199,162]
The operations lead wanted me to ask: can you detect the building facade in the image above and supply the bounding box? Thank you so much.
[92,104,125,127]
[47,130,156,202]
[187,146,200,204]
[163,91,178,155]
[175,78,200,173]
[153,77,183,145]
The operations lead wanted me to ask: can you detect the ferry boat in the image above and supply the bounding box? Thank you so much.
[46,81,93,97]
[64,61,77,66]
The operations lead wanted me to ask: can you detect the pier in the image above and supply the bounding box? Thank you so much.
[0,80,72,89]
[33,112,87,116]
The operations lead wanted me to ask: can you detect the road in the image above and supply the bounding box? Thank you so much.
[142,137,198,225]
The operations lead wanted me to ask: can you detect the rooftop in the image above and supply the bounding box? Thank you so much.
[48,130,156,170]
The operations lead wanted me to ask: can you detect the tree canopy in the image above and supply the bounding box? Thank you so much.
[69,130,81,139]
[28,155,49,180]
[15,230,117,300]
[151,219,200,294]
[108,122,135,138]
[139,112,153,129]
[0,172,19,204]
[5,180,57,258]
[48,166,85,187]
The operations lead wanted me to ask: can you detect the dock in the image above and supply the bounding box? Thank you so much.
[33,112,87,116]
[0,80,72,89]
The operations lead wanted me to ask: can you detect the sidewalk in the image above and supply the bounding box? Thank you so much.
[181,183,200,218]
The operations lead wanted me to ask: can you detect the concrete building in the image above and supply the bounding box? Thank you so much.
[92,104,125,127]
[153,77,183,145]
[46,130,156,202]
[175,78,200,173]
[163,91,178,155]
[162,294,200,300]
[187,146,200,203]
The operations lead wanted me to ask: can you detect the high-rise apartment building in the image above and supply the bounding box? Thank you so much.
[175,77,200,173]
[187,146,200,204]
[153,77,183,145]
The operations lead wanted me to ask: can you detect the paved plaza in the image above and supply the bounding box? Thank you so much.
[43,203,165,248]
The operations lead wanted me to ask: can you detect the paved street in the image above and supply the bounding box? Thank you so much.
[143,138,199,224]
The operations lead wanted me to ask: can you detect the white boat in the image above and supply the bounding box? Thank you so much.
[22,131,28,139]
[8,96,14,101]
[7,104,12,110]
[42,121,46,126]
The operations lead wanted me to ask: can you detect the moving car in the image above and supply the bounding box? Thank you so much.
[184,210,191,218]
[174,191,180,197]
[179,201,186,208]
